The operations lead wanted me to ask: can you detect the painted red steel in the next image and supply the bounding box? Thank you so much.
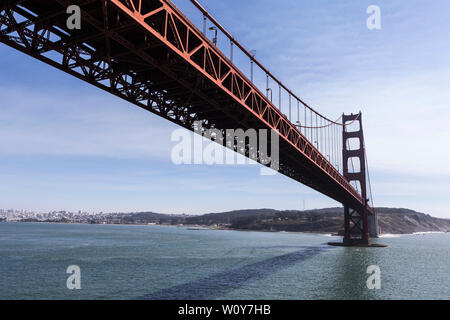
[342,113,371,242]
[0,0,373,214]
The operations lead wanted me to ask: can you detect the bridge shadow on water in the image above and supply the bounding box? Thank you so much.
[138,244,334,300]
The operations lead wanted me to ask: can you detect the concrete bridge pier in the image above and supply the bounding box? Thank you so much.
[369,212,379,238]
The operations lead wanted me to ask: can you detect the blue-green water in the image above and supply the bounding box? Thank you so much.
[0,222,448,300]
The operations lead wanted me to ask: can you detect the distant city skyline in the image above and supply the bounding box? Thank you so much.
[1,0,450,218]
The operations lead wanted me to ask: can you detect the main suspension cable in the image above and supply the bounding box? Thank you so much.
[189,0,354,127]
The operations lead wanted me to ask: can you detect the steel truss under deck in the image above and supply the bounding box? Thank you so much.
[0,0,375,240]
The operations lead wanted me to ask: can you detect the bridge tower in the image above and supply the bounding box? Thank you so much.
[341,112,378,246]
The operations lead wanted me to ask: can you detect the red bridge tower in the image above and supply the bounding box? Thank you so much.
[341,112,380,246]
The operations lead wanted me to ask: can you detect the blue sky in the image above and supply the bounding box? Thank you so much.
[1,0,450,217]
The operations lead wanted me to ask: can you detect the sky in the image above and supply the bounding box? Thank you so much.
[1,0,450,217]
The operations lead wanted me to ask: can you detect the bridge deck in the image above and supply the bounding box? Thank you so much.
[0,0,371,213]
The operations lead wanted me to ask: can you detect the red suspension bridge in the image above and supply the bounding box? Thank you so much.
[0,0,380,246]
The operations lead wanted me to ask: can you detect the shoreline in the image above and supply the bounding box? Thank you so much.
[1,221,447,237]
[0,220,336,236]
